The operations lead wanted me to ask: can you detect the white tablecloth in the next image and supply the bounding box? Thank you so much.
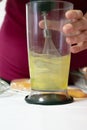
[0,90,87,130]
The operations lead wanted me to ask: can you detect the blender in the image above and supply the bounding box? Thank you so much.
[25,0,74,105]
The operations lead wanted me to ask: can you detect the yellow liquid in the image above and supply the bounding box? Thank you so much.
[29,52,70,91]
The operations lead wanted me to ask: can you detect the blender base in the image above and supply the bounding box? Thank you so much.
[25,93,73,105]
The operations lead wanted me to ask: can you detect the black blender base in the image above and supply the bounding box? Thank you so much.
[25,94,74,105]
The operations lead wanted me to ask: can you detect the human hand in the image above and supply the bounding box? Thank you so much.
[39,10,87,53]
[63,10,87,53]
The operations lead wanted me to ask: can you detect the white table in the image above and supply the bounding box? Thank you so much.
[0,90,87,130]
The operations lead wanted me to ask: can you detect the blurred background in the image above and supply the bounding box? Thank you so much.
[0,0,6,28]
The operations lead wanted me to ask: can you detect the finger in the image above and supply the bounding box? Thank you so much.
[63,23,80,36]
[39,20,61,31]
[63,16,87,35]
[84,12,87,18]
[66,30,87,44]
[70,42,87,53]
[65,10,83,20]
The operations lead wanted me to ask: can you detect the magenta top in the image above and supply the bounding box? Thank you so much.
[0,0,87,81]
